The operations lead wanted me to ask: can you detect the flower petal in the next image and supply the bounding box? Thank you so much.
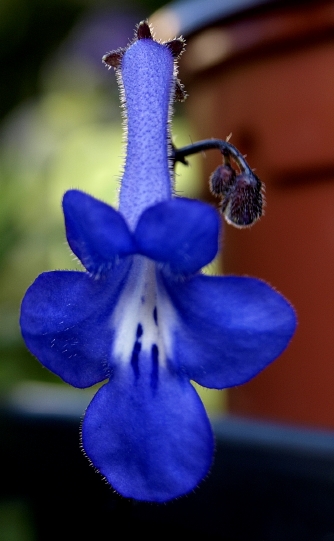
[20,261,132,387]
[161,274,296,388]
[82,362,214,502]
[134,198,220,275]
[63,190,135,275]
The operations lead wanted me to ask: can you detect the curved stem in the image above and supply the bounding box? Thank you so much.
[173,138,264,228]
[173,138,251,174]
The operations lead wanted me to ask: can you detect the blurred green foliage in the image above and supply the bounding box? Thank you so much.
[0,0,84,121]
[0,500,34,541]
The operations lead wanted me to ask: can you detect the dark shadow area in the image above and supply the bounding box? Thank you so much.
[1,395,334,540]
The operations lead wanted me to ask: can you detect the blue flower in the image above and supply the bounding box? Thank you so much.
[20,22,296,502]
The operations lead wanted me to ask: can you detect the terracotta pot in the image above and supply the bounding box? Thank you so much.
[152,0,334,429]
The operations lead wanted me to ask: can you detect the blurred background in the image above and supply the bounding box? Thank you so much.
[2,0,334,539]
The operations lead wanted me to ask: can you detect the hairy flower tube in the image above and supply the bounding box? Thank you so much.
[20,22,296,502]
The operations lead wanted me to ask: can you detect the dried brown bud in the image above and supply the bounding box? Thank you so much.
[137,21,153,40]
[174,79,187,102]
[102,49,125,69]
[165,38,186,58]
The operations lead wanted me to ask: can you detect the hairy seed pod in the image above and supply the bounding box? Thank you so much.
[222,172,263,227]
[209,164,236,197]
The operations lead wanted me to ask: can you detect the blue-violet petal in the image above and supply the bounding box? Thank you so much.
[135,198,220,275]
[82,362,214,502]
[63,190,135,275]
[162,274,296,388]
[20,262,132,388]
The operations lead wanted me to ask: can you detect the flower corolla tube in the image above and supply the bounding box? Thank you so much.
[20,22,296,503]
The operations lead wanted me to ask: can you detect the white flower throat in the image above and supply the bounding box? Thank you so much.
[112,257,169,376]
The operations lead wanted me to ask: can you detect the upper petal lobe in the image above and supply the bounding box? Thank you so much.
[134,198,220,275]
[63,190,135,275]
